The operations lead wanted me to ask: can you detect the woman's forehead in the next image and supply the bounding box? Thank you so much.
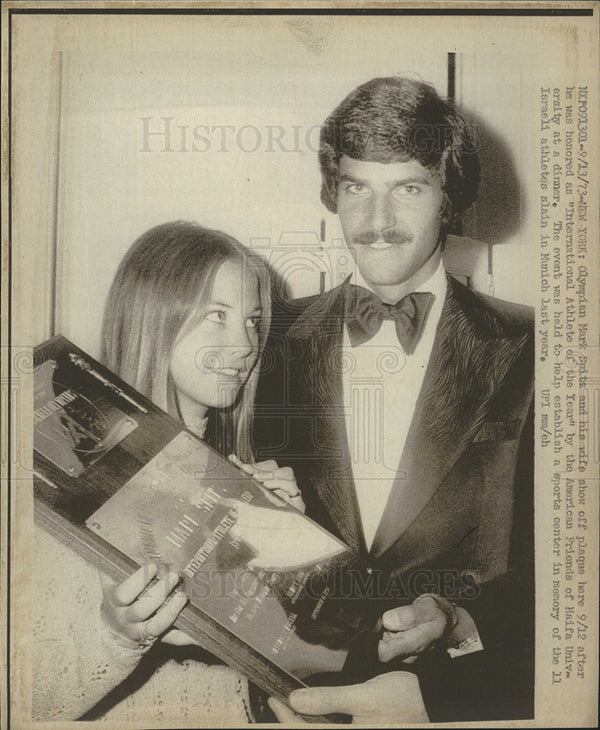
[209,258,262,310]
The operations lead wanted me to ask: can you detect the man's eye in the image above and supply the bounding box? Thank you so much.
[246,316,261,329]
[344,183,368,195]
[393,184,421,197]
[205,310,226,324]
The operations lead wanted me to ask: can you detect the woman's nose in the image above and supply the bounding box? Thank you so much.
[229,323,257,363]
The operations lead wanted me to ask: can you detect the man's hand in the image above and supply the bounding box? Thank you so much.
[268,671,429,724]
[378,594,457,663]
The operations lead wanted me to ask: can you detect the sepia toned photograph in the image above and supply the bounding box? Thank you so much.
[2,3,598,728]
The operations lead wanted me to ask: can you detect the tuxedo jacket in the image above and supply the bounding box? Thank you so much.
[254,275,534,721]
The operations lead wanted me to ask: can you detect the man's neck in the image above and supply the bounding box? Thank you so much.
[360,249,443,304]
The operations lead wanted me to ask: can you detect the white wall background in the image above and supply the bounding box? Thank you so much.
[13,14,544,356]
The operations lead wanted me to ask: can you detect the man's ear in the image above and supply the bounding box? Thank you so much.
[320,181,338,213]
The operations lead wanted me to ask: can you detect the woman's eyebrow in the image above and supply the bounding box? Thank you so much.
[207,301,233,309]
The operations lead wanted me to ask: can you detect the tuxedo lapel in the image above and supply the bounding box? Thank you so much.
[371,278,531,559]
[286,283,366,554]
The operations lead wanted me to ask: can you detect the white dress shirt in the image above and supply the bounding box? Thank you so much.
[342,260,447,549]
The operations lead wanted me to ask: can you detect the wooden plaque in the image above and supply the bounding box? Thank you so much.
[33,336,371,719]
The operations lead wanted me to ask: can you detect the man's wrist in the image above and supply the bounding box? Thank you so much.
[445,606,484,658]
[413,593,459,639]
[413,594,483,658]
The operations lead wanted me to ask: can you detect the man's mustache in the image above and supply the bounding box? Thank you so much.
[353,229,413,246]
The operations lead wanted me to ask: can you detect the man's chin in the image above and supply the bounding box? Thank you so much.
[352,253,411,281]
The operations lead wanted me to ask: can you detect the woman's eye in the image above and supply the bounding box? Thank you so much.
[205,310,226,324]
[246,316,261,329]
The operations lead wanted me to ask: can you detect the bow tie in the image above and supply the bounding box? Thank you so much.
[345,285,434,353]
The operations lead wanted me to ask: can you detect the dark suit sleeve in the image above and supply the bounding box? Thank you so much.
[416,577,534,721]
[416,403,534,722]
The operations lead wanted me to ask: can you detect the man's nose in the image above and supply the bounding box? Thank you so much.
[368,194,396,234]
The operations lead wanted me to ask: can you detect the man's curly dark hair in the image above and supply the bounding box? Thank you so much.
[319,76,480,230]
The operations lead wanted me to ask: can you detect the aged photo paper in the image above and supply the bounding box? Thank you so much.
[2,2,598,728]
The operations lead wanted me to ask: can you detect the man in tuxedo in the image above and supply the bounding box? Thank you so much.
[255,76,534,722]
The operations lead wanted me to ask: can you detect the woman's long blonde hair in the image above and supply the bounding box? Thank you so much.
[100,221,271,461]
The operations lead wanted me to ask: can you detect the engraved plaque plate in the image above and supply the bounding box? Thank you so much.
[87,431,361,678]
[34,359,138,476]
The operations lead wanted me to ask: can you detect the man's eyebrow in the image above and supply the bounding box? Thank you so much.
[339,174,367,185]
[339,174,432,187]
[390,176,432,187]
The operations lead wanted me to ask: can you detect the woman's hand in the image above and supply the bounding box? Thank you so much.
[229,455,305,512]
[99,563,189,647]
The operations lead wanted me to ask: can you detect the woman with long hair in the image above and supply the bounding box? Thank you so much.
[33,221,302,723]
[101,221,271,458]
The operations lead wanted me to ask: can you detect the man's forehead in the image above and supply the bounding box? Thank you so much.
[338,155,438,183]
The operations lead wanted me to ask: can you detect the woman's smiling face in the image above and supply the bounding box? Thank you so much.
[169,257,262,423]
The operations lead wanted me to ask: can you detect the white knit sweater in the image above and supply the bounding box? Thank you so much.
[33,527,254,724]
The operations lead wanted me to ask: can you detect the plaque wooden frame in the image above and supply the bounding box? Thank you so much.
[32,335,350,717]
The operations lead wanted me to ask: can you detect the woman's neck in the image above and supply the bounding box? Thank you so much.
[177,392,209,438]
